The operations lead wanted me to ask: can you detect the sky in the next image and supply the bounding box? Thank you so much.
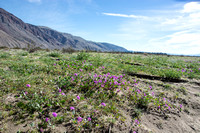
[0,0,200,55]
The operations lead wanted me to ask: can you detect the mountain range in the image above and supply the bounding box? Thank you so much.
[0,8,128,52]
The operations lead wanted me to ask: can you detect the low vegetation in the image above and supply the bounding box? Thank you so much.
[0,49,200,132]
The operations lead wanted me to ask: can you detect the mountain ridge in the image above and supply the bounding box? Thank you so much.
[0,8,128,52]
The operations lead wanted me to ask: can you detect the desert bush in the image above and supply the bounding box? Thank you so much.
[27,47,42,53]
[61,47,76,54]
[76,51,90,60]
[159,69,182,79]
[48,51,61,57]
[0,52,10,59]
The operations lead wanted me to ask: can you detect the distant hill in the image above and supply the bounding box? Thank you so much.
[0,8,128,52]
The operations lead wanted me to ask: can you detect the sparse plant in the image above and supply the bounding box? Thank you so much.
[194,93,200,97]
[177,86,187,95]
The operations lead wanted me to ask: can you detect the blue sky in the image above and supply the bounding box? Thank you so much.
[0,0,200,55]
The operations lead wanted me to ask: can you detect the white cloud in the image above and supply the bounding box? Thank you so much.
[166,32,200,45]
[107,2,200,55]
[148,31,200,55]
[27,0,41,3]
[182,2,200,13]
[103,13,148,19]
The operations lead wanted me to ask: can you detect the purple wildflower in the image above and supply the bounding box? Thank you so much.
[40,127,44,132]
[163,97,166,101]
[52,112,57,117]
[152,92,155,96]
[58,88,62,92]
[77,96,80,100]
[180,104,182,108]
[45,118,50,122]
[101,102,106,106]
[77,117,83,122]
[114,81,118,85]
[135,119,139,125]
[94,74,97,78]
[70,106,75,110]
[87,117,91,121]
[137,89,141,94]
[61,93,65,95]
[149,86,152,90]
[53,63,56,66]
[74,73,78,76]
[26,84,31,87]
[25,91,28,95]
[80,69,83,72]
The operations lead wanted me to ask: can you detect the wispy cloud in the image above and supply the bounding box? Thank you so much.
[27,0,41,3]
[102,13,148,19]
[150,2,200,54]
[107,2,200,54]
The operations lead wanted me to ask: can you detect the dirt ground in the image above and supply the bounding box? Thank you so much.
[138,79,200,133]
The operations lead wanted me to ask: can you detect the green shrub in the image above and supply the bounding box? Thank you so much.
[62,47,76,54]
[159,69,182,79]
[76,52,90,60]
[0,52,10,59]
[48,51,61,57]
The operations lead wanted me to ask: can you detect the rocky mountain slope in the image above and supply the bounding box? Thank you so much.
[0,8,127,52]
